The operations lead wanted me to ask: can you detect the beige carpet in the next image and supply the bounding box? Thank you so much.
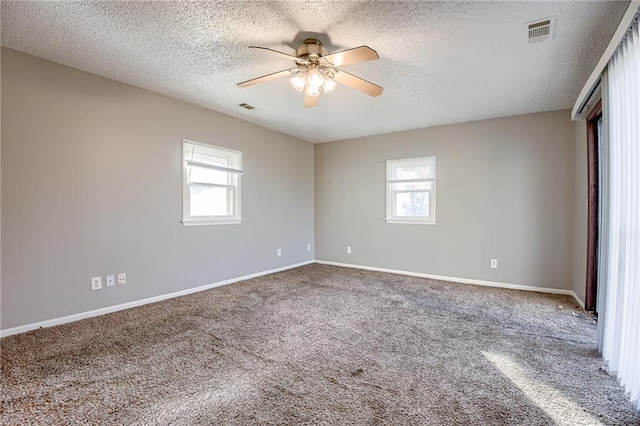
[1,264,639,425]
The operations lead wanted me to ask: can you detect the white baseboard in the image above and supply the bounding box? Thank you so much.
[0,260,314,338]
[570,291,586,309]
[2,259,588,338]
[317,260,584,302]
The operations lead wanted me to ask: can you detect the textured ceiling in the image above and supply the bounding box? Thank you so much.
[0,1,629,143]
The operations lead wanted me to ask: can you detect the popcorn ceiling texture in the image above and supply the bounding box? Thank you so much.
[2,264,639,425]
[0,1,629,142]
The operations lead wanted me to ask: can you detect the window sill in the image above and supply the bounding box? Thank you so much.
[384,218,436,225]
[182,219,243,226]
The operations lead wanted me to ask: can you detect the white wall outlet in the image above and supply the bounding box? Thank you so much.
[307,244,311,251]
[91,276,103,291]
[347,246,352,254]
[490,259,498,269]
[277,248,282,257]
[106,274,115,287]
[117,273,127,284]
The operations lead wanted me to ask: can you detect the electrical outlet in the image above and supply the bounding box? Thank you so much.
[91,276,102,291]
[307,244,311,251]
[490,259,498,269]
[118,273,126,284]
[347,246,352,254]
[106,274,115,287]
[277,248,282,257]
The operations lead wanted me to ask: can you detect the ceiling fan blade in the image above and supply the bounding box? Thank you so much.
[332,69,383,97]
[249,46,308,64]
[237,68,296,88]
[304,91,319,108]
[323,46,379,67]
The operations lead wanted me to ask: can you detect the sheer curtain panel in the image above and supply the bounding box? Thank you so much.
[599,13,640,409]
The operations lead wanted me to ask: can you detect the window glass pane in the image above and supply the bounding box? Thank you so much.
[391,181,433,191]
[597,116,603,144]
[189,165,229,185]
[393,191,430,217]
[390,158,434,180]
[392,165,430,180]
[190,184,231,216]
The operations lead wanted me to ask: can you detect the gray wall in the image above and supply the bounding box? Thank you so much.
[572,119,588,305]
[1,48,314,330]
[315,110,576,290]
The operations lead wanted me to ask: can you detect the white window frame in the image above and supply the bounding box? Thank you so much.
[385,156,436,225]
[182,139,243,226]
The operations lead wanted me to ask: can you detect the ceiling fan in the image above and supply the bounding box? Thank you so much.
[237,38,383,108]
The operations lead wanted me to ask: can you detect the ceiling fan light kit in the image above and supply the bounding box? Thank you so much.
[289,66,337,97]
[237,38,383,108]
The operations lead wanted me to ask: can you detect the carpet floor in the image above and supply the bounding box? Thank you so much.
[1,264,639,425]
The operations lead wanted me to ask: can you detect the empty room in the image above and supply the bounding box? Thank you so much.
[1,1,639,424]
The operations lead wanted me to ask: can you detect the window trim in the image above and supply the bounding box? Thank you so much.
[182,139,243,226]
[385,156,436,225]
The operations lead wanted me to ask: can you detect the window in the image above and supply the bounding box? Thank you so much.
[182,139,242,226]
[385,157,436,224]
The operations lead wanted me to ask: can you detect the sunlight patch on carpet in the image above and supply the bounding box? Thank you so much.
[482,351,602,426]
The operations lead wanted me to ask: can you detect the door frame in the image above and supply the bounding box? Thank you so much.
[585,99,602,312]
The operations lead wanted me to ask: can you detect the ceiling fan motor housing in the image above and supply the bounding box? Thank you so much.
[296,39,329,61]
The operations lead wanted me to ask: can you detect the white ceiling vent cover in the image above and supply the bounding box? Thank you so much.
[526,17,555,44]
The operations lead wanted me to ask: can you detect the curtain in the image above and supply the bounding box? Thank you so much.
[599,14,640,409]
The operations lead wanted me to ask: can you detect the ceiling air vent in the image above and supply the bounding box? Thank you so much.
[239,103,255,110]
[526,17,554,44]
